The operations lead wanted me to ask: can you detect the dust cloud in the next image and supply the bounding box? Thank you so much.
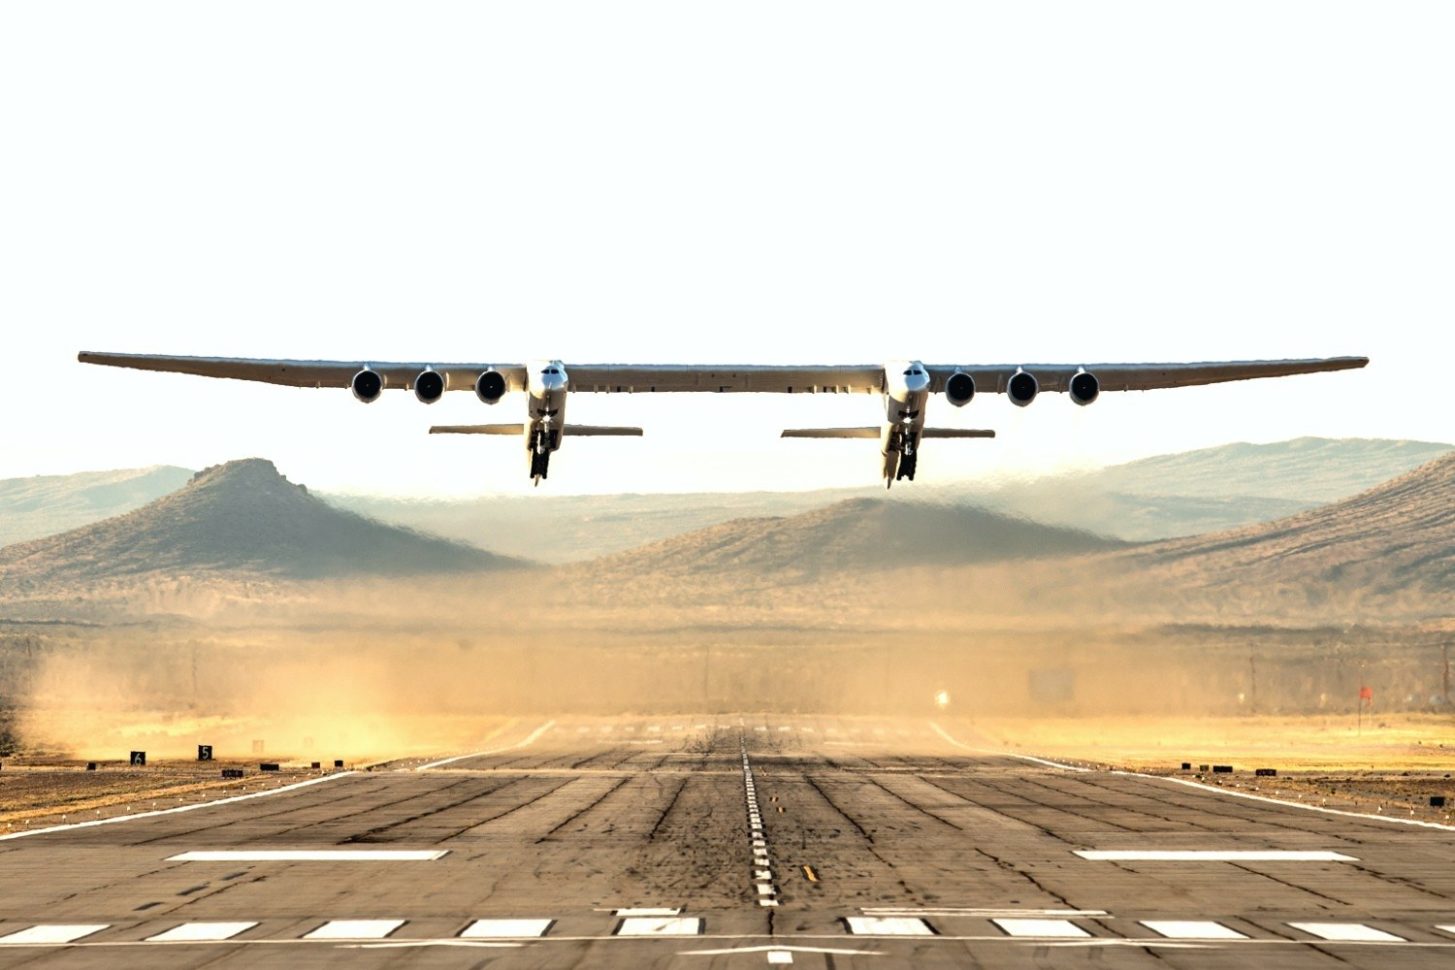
[12,559,1450,765]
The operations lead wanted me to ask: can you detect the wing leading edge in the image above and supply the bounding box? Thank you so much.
[77,352,1367,395]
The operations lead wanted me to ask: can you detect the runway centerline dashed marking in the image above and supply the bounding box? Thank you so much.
[741,736,779,908]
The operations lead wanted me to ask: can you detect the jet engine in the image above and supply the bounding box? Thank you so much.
[1069,370,1100,406]
[351,368,384,404]
[414,369,445,404]
[946,371,976,407]
[475,369,507,404]
[1007,369,1039,407]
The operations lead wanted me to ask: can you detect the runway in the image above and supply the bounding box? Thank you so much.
[2,716,1455,968]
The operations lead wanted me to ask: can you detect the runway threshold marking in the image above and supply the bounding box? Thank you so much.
[862,908,1107,918]
[145,922,258,942]
[992,918,1090,939]
[1288,922,1406,943]
[1075,850,1356,862]
[460,919,553,938]
[1140,921,1247,941]
[167,849,446,862]
[0,925,109,945]
[845,917,934,936]
[303,920,404,940]
[616,917,703,936]
[0,772,356,843]
[416,720,556,771]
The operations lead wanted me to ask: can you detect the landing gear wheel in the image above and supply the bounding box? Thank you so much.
[897,451,917,481]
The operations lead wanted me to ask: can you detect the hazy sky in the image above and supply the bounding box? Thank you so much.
[2,2,1450,496]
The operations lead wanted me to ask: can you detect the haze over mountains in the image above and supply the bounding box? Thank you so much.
[1121,451,1455,611]
[0,459,518,595]
[1,438,1446,562]
[333,437,1452,557]
[585,497,1120,580]
[0,465,191,547]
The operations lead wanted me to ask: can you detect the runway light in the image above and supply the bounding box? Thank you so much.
[934,690,951,709]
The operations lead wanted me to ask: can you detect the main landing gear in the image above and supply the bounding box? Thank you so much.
[896,432,917,482]
[529,427,559,483]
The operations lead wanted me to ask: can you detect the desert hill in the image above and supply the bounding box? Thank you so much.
[333,436,1450,558]
[584,496,1123,580]
[0,459,524,594]
[984,437,1452,542]
[0,465,193,547]
[1112,451,1455,612]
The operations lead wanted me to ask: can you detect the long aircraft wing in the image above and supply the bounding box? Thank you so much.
[76,352,1367,395]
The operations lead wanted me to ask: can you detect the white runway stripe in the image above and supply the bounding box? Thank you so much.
[1077,850,1356,862]
[146,922,258,942]
[416,721,556,770]
[459,919,553,938]
[614,908,681,917]
[616,917,702,936]
[168,850,446,862]
[0,925,109,945]
[845,917,934,936]
[993,918,1090,938]
[1140,920,1247,940]
[1288,922,1405,943]
[0,774,354,843]
[304,920,404,940]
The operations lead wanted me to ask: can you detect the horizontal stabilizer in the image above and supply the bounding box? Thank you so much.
[920,428,996,439]
[429,424,642,437]
[781,427,881,439]
[567,425,643,436]
[429,424,524,435]
[782,427,996,439]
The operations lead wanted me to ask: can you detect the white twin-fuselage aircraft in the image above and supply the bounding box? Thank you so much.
[78,352,1368,487]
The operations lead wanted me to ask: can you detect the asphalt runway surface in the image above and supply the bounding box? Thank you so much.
[3,716,1455,968]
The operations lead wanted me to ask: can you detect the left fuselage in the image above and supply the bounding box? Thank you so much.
[880,360,930,481]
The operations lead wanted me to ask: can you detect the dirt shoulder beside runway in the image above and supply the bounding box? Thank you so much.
[971,712,1455,826]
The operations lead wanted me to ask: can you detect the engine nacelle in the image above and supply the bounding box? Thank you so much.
[414,369,445,404]
[1069,369,1100,406]
[475,369,507,405]
[945,371,975,407]
[1007,369,1038,407]
[351,368,384,404]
